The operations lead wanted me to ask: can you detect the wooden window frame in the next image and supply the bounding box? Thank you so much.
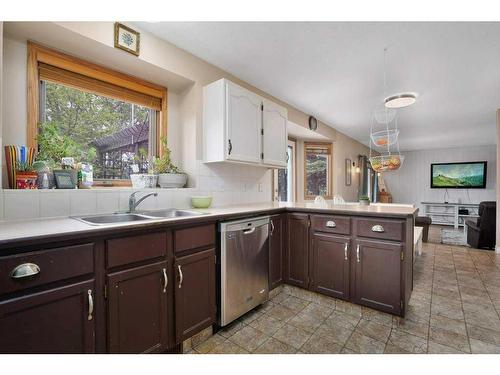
[27,42,168,187]
[304,141,333,200]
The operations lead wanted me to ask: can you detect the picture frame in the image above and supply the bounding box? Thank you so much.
[345,158,352,186]
[114,22,140,56]
[54,169,77,189]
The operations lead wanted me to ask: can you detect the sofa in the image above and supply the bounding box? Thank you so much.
[465,201,496,250]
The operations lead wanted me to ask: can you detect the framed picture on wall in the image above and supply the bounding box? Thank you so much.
[345,158,352,186]
[114,22,140,56]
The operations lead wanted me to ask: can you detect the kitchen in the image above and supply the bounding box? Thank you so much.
[1,2,500,373]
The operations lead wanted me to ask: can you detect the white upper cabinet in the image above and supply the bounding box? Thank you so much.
[203,78,287,169]
[262,98,288,168]
[226,81,262,164]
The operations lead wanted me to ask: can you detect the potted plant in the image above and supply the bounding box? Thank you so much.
[130,148,158,188]
[15,161,38,189]
[359,195,371,206]
[359,195,371,205]
[153,137,187,188]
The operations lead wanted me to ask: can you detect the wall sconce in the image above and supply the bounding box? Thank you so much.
[353,161,360,174]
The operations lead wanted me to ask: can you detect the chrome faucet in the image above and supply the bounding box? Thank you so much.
[129,191,158,213]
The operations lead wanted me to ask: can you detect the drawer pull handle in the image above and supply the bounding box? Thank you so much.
[344,243,349,260]
[162,268,168,293]
[87,290,94,321]
[178,265,183,289]
[10,263,40,279]
[326,220,336,228]
[356,244,360,263]
[371,225,385,233]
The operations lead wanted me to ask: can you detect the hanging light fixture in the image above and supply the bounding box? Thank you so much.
[385,92,418,108]
[369,47,406,173]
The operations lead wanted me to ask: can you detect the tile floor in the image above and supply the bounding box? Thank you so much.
[189,238,500,354]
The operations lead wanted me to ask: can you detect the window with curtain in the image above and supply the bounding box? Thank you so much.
[28,42,167,186]
[304,142,332,199]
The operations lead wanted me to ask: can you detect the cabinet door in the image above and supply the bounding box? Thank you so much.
[284,213,309,288]
[353,239,402,315]
[262,99,288,168]
[107,261,168,353]
[174,248,216,343]
[269,215,284,290]
[0,280,95,353]
[311,233,350,300]
[226,81,262,163]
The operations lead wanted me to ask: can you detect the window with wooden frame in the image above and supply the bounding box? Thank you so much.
[304,142,333,199]
[27,42,168,186]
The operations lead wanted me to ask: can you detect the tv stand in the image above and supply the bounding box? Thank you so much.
[421,202,479,229]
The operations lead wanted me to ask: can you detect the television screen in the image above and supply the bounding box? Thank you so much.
[431,161,487,189]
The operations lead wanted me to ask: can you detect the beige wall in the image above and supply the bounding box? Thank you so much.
[294,132,369,203]
[497,110,500,252]
[2,22,369,195]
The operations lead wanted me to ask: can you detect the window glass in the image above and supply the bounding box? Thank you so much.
[39,81,156,180]
[305,143,332,198]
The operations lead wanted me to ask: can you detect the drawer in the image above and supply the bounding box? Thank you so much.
[0,243,94,295]
[106,232,167,268]
[311,215,350,235]
[356,218,404,242]
[174,224,215,253]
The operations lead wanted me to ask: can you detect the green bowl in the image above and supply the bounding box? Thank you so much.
[191,196,212,209]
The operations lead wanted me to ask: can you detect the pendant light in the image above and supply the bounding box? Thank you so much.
[369,47,405,173]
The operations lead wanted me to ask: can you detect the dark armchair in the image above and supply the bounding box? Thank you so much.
[466,201,496,250]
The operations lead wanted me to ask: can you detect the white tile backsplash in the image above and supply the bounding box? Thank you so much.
[3,190,40,220]
[0,160,273,221]
[40,190,70,218]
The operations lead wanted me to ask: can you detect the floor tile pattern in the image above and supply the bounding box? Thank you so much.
[189,238,500,354]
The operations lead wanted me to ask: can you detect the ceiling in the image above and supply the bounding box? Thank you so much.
[135,22,500,151]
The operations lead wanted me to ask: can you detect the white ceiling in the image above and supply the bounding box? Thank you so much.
[135,22,500,151]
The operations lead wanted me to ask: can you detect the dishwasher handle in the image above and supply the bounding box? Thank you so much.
[243,227,256,235]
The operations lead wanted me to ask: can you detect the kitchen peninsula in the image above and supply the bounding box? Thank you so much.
[0,202,417,353]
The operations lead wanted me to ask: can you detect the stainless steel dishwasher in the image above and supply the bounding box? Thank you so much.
[219,216,269,326]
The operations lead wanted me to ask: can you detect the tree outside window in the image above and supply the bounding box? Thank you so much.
[304,142,332,199]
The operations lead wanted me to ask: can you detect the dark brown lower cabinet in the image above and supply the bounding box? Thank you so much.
[269,214,284,290]
[353,238,402,315]
[311,232,350,300]
[174,248,216,343]
[285,213,309,288]
[107,261,168,353]
[0,279,95,353]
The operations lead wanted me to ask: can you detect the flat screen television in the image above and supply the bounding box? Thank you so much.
[431,161,487,189]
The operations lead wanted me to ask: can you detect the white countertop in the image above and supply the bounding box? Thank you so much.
[0,202,417,246]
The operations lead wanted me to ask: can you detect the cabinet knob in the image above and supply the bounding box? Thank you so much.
[371,225,385,233]
[10,263,40,279]
[326,220,336,228]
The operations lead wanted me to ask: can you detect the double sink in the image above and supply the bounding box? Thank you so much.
[73,209,206,226]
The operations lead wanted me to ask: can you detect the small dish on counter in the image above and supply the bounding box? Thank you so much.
[191,196,212,208]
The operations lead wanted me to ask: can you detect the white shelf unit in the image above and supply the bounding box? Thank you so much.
[421,202,479,229]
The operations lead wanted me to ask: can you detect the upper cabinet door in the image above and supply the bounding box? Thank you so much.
[226,81,262,163]
[262,99,288,168]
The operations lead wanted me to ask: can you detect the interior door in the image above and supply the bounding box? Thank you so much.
[262,99,288,167]
[107,261,168,353]
[226,81,262,163]
[0,279,96,353]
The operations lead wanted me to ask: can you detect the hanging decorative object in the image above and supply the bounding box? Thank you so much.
[369,48,407,173]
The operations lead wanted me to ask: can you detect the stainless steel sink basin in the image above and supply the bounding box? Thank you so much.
[72,209,205,225]
[139,209,206,218]
[72,213,151,225]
